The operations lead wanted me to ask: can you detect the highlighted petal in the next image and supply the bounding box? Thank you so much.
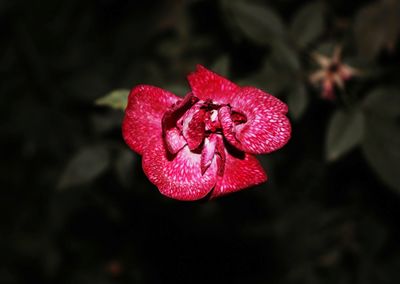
[230,87,291,154]
[218,106,243,151]
[162,93,198,154]
[201,135,217,175]
[187,65,239,104]
[211,149,267,198]
[182,107,206,151]
[123,85,179,155]
[164,128,186,154]
[142,141,218,201]
[215,134,226,176]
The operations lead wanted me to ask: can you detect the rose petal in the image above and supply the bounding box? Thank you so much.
[201,135,217,174]
[230,87,291,154]
[215,134,226,176]
[162,93,198,154]
[187,65,240,104]
[205,109,221,132]
[123,85,179,155]
[218,106,244,151]
[162,93,198,129]
[211,148,267,198]
[142,141,218,201]
[164,128,186,154]
[182,106,206,151]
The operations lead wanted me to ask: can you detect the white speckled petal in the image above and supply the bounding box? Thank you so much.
[122,85,179,155]
[142,140,218,201]
[211,150,267,198]
[230,87,291,154]
[187,65,240,104]
[201,135,217,175]
[218,106,244,151]
[182,105,206,151]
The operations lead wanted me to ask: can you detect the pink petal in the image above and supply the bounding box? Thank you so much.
[164,128,186,154]
[162,93,198,154]
[201,135,217,174]
[211,149,267,198]
[230,87,291,154]
[142,141,218,201]
[215,134,226,176]
[322,80,335,100]
[123,85,179,155]
[205,109,221,132]
[182,106,206,151]
[187,65,240,104]
[218,106,244,151]
[201,134,225,175]
[162,93,199,128]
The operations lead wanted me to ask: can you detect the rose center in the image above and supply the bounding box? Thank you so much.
[163,96,248,154]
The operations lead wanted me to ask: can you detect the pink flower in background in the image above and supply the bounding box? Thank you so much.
[310,46,360,100]
[122,65,291,201]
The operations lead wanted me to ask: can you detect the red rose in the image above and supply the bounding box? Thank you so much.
[123,65,291,200]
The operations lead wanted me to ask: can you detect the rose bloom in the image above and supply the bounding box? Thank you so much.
[123,65,291,201]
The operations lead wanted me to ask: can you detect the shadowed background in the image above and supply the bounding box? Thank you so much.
[2,0,400,283]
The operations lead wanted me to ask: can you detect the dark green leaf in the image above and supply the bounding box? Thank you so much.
[354,2,387,59]
[229,1,285,45]
[58,145,110,190]
[362,87,400,118]
[288,83,309,120]
[290,2,325,48]
[362,114,400,192]
[270,41,301,72]
[326,109,364,161]
[114,147,136,188]
[354,1,400,60]
[95,89,130,110]
[240,63,287,95]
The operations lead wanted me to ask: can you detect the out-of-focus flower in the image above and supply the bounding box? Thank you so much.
[310,46,359,100]
[122,65,291,201]
[105,260,123,277]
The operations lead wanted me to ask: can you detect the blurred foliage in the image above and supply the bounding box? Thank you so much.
[2,0,400,283]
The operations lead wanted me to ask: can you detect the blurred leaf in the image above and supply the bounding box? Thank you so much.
[114,147,136,188]
[271,41,301,72]
[361,87,400,192]
[91,112,124,133]
[288,83,309,120]
[354,0,400,60]
[362,113,400,193]
[242,46,299,95]
[96,89,130,110]
[228,0,285,45]
[326,109,364,161]
[354,2,386,59]
[241,63,287,95]
[362,87,400,118]
[156,38,183,58]
[290,1,325,48]
[314,41,335,56]
[211,55,230,76]
[58,145,110,190]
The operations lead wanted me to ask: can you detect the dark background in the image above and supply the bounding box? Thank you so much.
[2,0,400,283]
